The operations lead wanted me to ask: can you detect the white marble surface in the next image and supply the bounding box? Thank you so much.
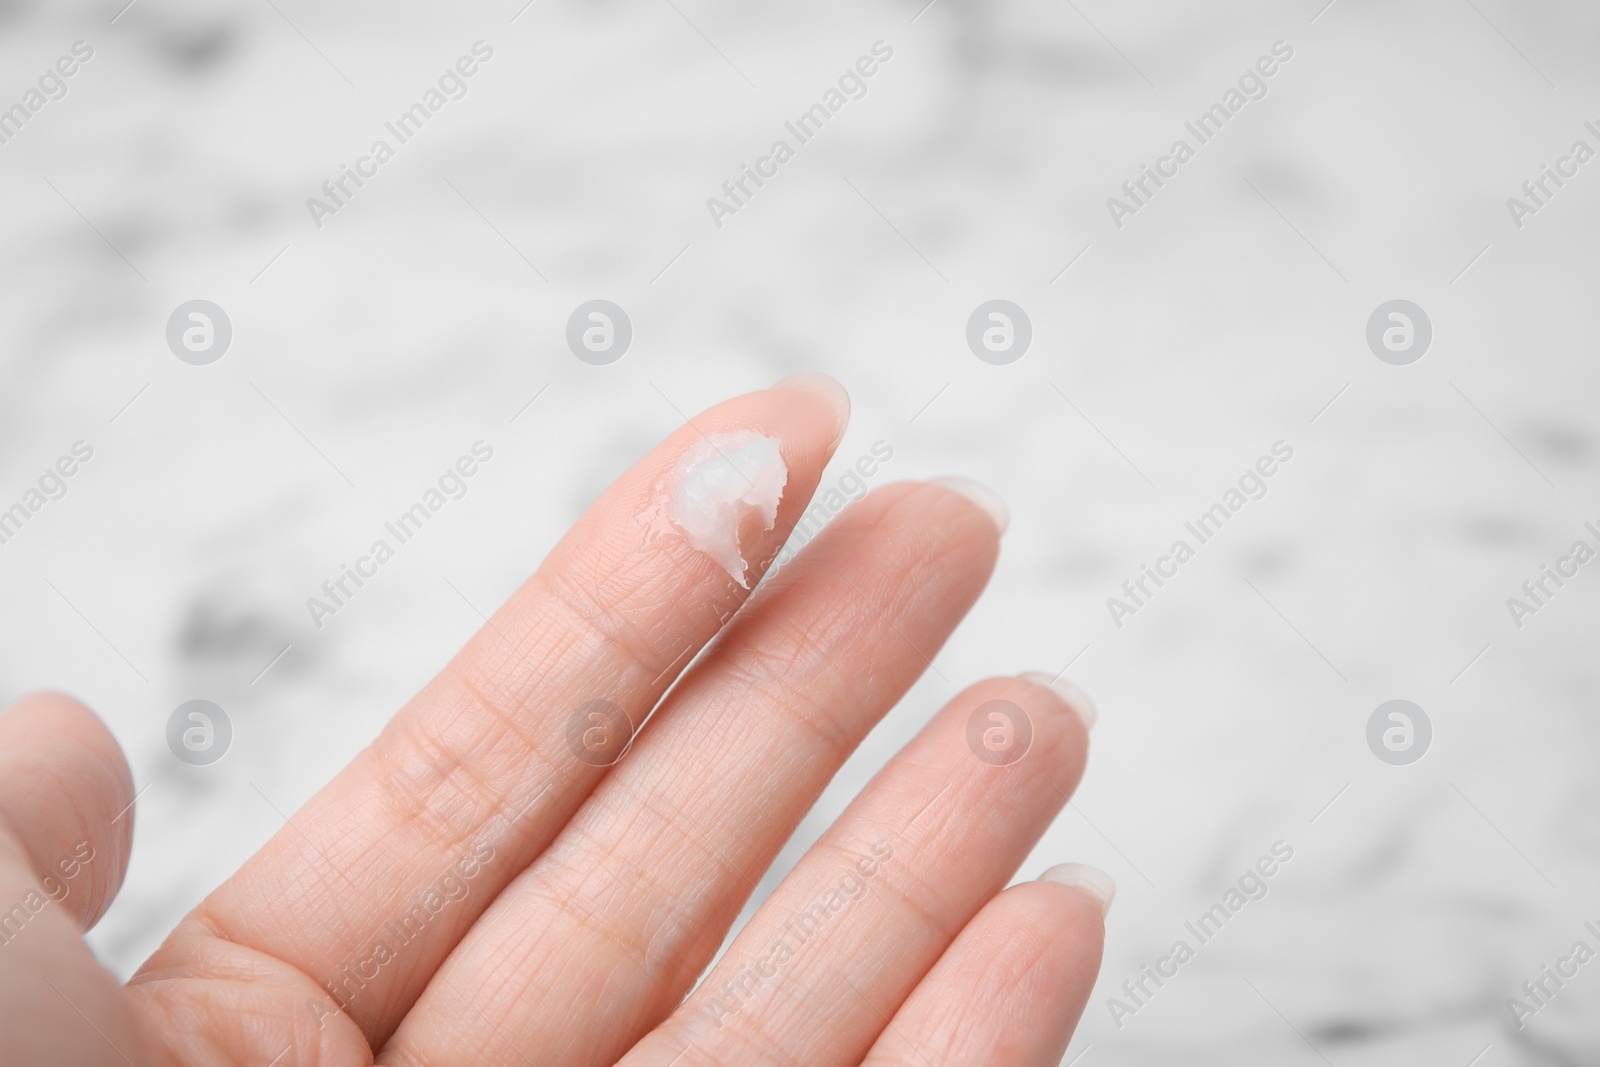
[1,0,1597,1062]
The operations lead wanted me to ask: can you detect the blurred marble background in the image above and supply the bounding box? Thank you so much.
[2,0,1598,1062]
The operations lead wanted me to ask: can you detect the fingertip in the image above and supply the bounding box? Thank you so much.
[928,476,1009,535]
[772,371,850,452]
[0,690,135,931]
[1037,862,1117,917]
[2,690,134,799]
[1017,671,1098,732]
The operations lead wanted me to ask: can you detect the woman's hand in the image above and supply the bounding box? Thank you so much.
[0,375,1108,1066]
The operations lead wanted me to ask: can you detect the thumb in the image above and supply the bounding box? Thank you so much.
[0,690,135,931]
[0,691,156,1065]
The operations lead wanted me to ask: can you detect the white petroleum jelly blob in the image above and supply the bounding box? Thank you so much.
[667,430,787,588]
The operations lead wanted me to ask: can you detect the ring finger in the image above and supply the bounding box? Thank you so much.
[618,672,1096,1066]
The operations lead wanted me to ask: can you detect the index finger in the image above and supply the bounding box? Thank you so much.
[130,375,850,1050]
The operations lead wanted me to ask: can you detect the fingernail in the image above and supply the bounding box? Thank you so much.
[929,476,1008,534]
[1018,671,1097,731]
[1038,863,1116,916]
[773,372,850,450]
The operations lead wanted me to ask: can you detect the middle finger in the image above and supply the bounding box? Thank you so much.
[384,479,1006,1067]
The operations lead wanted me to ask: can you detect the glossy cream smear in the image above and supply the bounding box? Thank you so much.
[668,430,787,588]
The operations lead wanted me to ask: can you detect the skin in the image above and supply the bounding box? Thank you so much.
[0,377,1105,1066]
